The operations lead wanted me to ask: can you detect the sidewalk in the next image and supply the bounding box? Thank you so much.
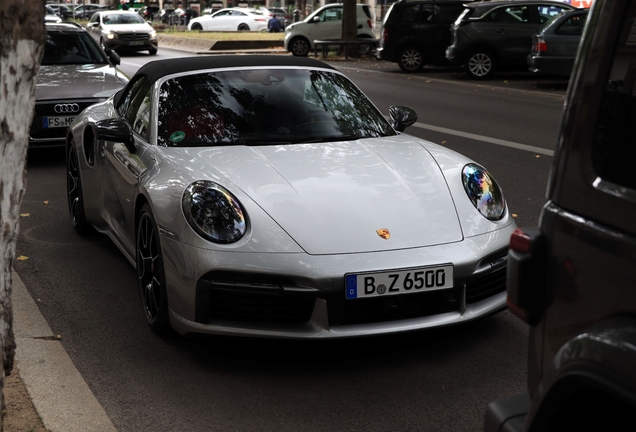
[10,269,117,431]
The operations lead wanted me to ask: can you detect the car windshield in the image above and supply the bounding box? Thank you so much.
[157,68,396,147]
[102,13,145,24]
[42,31,107,65]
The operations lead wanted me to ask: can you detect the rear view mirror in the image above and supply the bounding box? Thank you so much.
[389,106,417,132]
[92,118,136,153]
[109,50,121,66]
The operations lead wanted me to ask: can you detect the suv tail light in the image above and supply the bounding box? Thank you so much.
[533,37,548,53]
[381,27,388,43]
[506,228,548,326]
[367,19,372,29]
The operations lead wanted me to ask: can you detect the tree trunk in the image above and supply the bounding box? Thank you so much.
[341,0,358,58]
[0,0,45,429]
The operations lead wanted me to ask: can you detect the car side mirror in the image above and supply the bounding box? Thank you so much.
[312,16,320,23]
[92,118,136,153]
[389,106,417,132]
[109,50,121,66]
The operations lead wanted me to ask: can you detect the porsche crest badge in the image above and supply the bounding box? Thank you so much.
[376,228,391,240]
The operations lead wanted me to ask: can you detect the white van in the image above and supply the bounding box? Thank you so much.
[284,3,375,56]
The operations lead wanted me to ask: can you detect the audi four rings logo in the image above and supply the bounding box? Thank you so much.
[54,103,80,114]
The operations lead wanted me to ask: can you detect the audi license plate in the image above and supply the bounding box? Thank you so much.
[345,264,453,299]
[43,116,75,128]
[129,41,144,46]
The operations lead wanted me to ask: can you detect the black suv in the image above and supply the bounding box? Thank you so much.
[445,0,574,79]
[376,0,470,72]
[484,1,636,431]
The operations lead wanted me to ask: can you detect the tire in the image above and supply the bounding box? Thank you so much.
[136,203,170,334]
[357,36,373,56]
[191,22,202,31]
[66,142,90,235]
[398,46,424,73]
[465,50,496,80]
[238,23,249,31]
[289,36,310,57]
[148,47,157,55]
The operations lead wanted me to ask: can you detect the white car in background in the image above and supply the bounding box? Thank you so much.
[187,8,269,31]
[284,3,376,56]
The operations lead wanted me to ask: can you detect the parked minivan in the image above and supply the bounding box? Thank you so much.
[284,3,375,56]
[484,0,636,430]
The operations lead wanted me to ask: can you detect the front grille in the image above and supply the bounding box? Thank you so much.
[326,288,460,326]
[195,252,507,327]
[209,288,315,324]
[465,268,506,303]
[119,33,150,42]
[30,99,98,143]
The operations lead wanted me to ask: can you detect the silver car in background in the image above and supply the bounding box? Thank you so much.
[87,10,158,55]
[31,22,128,148]
[66,56,515,338]
[527,8,589,76]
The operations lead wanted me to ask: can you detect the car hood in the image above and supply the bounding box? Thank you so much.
[184,137,463,255]
[103,23,153,33]
[36,64,128,100]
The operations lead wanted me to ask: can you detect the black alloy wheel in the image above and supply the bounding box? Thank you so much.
[398,47,424,72]
[465,50,496,80]
[67,142,90,235]
[290,36,310,56]
[191,22,202,30]
[148,47,157,55]
[238,23,249,31]
[136,203,170,333]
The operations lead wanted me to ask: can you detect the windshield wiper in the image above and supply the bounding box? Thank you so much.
[304,135,362,143]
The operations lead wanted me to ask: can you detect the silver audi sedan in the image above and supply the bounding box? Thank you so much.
[66,56,515,338]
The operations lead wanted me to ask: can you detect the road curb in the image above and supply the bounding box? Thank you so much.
[12,269,117,432]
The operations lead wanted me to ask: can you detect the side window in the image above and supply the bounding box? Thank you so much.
[89,14,98,24]
[397,5,420,23]
[118,76,152,141]
[591,29,636,190]
[430,5,465,24]
[319,8,342,22]
[538,6,570,24]
[556,13,587,36]
[493,6,531,24]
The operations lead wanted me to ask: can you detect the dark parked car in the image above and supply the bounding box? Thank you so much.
[139,5,160,21]
[31,22,128,148]
[484,1,636,431]
[445,0,575,79]
[527,8,588,76]
[376,0,471,72]
[73,4,109,20]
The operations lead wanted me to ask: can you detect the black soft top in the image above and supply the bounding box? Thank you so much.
[138,55,334,84]
[114,55,336,106]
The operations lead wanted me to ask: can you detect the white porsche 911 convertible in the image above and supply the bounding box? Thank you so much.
[66,55,516,338]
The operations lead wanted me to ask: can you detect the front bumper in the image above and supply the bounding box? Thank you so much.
[162,225,514,338]
[103,36,158,52]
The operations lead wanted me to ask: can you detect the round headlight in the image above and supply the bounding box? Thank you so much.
[182,181,247,244]
[462,164,506,221]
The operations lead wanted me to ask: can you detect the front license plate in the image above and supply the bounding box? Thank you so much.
[43,116,75,128]
[129,41,144,46]
[345,265,453,300]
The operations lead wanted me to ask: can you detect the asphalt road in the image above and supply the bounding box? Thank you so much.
[15,49,568,431]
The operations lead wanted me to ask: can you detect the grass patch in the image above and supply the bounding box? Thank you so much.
[160,30,285,41]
